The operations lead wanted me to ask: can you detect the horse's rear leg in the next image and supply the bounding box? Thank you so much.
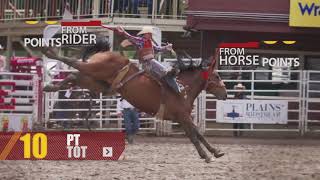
[195,130,225,158]
[44,73,77,92]
[181,121,212,163]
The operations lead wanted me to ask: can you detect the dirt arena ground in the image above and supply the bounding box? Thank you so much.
[1,137,320,180]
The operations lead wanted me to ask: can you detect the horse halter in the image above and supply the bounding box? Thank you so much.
[201,51,225,90]
[202,70,225,91]
[206,73,226,89]
[202,56,216,90]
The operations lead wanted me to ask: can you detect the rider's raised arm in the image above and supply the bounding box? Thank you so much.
[154,43,172,53]
[116,27,143,47]
[153,45,167,52]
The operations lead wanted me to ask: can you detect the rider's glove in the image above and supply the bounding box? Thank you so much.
[116,26,125,34]
[166,43,173,51]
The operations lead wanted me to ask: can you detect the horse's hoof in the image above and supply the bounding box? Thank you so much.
[205,157,213,163]
[214,151,225,158]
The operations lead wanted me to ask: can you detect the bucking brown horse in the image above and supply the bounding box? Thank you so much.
[42,46,227,163]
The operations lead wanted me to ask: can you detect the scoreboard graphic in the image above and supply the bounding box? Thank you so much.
[0,132,125,160]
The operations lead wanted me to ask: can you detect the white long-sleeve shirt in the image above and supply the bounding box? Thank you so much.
[0,55,6,71]
[116,98,134,113]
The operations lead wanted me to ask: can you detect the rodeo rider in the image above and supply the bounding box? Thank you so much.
[115,26,182,94]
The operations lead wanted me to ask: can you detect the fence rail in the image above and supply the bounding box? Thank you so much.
[305,71,320,133]
[0,72,39,131]
[1,63,319,135]
[0,0,186,21]
[40,56,320,135]
[202,69,303,134]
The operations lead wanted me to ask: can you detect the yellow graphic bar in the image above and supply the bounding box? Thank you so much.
[263,41,278,45]
[25,21,39,25]
[283,41,296,45]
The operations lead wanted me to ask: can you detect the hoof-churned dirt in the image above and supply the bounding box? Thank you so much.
[1,137,319,180]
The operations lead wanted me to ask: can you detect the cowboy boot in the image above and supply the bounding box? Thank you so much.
[162,75,181,94]
[166,66,180,77]
[127,134,134,144]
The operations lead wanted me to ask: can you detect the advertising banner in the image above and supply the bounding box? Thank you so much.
[0,114,32,132]
[290,0,320,28]
[216,100,288,124]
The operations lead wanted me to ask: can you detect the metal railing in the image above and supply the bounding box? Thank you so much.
[0,72,39,131]
[44,88,157,131]
[0,0,187,21]
[304,71,320,133]
[43,58,199,133]
[40,57,320,135]
[43,58,156,131]
[204,70,304,135]
[1,51,318,134]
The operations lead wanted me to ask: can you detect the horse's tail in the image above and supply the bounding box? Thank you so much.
[81,35,110,61]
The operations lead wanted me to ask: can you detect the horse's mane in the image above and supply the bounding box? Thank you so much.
[175,53,206,72]
[82,34,110,61]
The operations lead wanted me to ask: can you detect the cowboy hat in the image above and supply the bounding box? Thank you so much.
[137,26,155,36]
[234,83,246,89]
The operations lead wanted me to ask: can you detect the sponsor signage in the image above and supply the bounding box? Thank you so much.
[216,100,288,124]
[289,0,320,28]
[0,114,32,132]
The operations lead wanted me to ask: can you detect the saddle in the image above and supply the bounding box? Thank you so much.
[111,62,180,92]
[111,63,144,90]
[111,63,174,120]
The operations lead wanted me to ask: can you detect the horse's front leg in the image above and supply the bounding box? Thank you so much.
[180,116,212,163]
[195,128,225,158]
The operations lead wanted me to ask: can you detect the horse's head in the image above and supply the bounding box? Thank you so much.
[205,71,227,100]
[201,58,227,100]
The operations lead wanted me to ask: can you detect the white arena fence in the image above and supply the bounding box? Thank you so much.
[42,58,320,135]
[304,71,320,133]
[1,59,319,135]
[45,87,157,132]
[44,59,156,132]
[0,0,186,21]
[204,70,304,134]
[43,58,201,135]
[0,72,41,131]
